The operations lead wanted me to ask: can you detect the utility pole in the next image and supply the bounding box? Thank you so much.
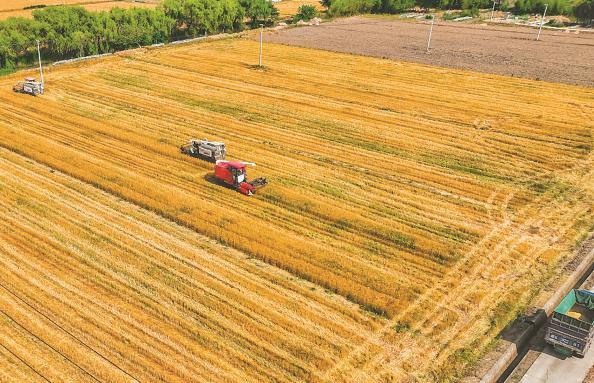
[259,24,264,67]
[426,17,434,53]
[36,40,44,94]
[490,0,497,20]
[536,3,548,41]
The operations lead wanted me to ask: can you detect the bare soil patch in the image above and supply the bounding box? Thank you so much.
[265,17,594,87]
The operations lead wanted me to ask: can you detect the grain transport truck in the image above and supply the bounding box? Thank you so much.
[180,139,226,162]
[545,289,594,357]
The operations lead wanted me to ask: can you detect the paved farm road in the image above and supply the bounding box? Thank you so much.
[519,343,594,383]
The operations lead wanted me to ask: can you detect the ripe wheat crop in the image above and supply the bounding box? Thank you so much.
[0,37,592,380]
[0,0,157,19]
[275,0,323,17]
[0,148,380,382]
[0,0,103,11]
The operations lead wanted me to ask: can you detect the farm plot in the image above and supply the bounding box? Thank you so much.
[265,16,594,87]
[0,148,380,382]
[0,0,105,11]
[0,38,593,379]
[0,0,158,20]
[274,0,323,17]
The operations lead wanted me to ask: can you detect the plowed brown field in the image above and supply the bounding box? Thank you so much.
[265,17,594,87]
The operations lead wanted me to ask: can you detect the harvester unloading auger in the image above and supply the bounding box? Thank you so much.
[181,139,268,196]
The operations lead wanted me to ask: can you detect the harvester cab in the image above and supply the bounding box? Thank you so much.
[214,160,268,196]
[180,139,226,162]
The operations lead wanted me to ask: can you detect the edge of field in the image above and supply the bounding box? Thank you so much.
[462,231,594,382]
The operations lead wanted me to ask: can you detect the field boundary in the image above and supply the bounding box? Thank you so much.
[473,233,594,383]
[50,32,237,68]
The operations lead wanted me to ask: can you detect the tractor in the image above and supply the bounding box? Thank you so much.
[214,160,268,196]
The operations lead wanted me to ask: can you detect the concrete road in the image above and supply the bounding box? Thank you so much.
[505,241,594,383]
[519,343,594,383]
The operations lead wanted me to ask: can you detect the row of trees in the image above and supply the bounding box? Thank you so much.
[325,0,593,22]
[0,0,277,70]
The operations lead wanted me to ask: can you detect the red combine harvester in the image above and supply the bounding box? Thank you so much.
[214,160,268,196]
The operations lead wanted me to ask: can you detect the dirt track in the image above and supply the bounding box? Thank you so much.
[265,17,594,87]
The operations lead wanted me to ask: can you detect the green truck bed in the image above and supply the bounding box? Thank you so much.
[555,289,594,323]
[546,289,594,356]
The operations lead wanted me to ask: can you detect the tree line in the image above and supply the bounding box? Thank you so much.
[0,0,277,70]
[325,0,593,22]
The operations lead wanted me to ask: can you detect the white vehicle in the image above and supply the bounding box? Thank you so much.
[180,139,226,162]
[13,77,44,96]
[13,40,45,96]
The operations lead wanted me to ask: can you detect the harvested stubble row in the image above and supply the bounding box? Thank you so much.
[0,37,592,380]
[0,148,380,382]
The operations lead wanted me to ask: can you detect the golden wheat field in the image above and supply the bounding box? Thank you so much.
[0,36,593,381]
[275,0,323,17]
[0,148,379,382]
[0,0,102,11]
[0,0,158,20]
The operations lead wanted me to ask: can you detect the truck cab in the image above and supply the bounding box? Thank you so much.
[546,289,594,357]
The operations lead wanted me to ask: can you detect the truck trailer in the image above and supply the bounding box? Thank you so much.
[545,289,594,357]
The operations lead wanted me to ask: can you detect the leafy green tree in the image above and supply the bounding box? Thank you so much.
[0,33,16,68]
[378,0,415,12]
[462,0,490,13]
[513,0,570,15]
[328,0,379,16]
[293,4,318,21]
[163,0,244,36]
[0,0,259,70]
[0,17,38,68]
[573,0,594,24]
[240,0,278,27]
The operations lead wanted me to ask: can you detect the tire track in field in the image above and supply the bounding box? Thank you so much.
[0,343,51,383]
[0,149,383,382]
[0,308,102,383]
[0,283,140,383]
[323,152,594,380]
